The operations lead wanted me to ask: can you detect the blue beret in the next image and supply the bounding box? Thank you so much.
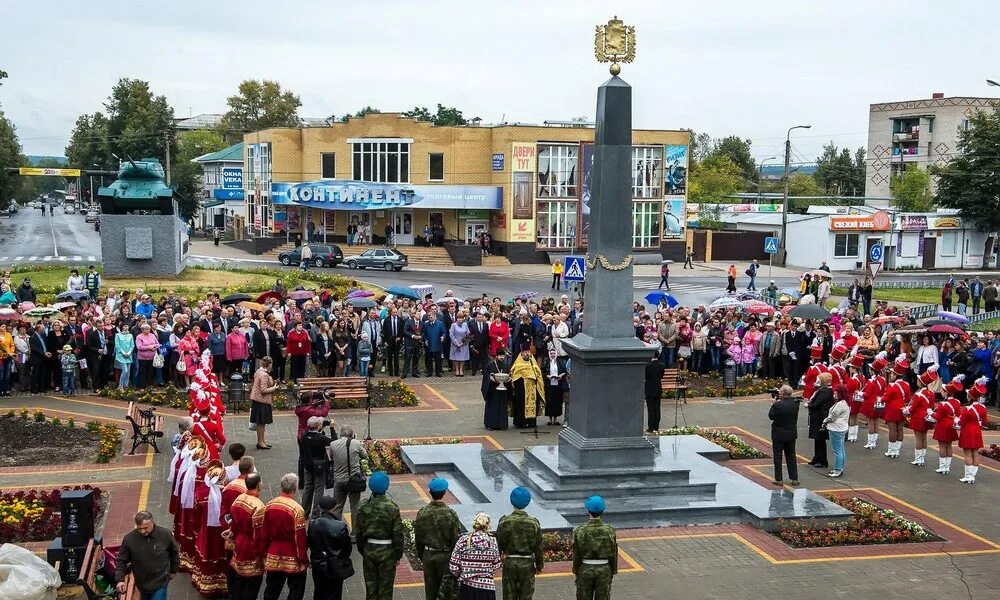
[428,478,449,494]
[584,495,606,514]
[510,486,531,509]
[369,471,390,494]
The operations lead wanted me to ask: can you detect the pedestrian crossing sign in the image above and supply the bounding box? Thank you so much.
[563,255,586,282]
[763,236,779,254]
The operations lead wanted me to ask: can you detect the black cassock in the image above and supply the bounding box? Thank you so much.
[481,357,510,430]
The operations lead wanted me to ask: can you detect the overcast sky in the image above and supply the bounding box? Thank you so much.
[2,0,996,163]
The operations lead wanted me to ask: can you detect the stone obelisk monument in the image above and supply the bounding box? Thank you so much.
[559,17,656,468]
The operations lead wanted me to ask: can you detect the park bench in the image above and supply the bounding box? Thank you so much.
[661,368,689,401]
[77,538,138,600]
[295,376,369,403]
[125,402,164,455]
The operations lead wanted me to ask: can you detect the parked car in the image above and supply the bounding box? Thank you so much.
[64,204,77,214]
[277,244,344,268]
[85,210,99,223]
[344,248,408,271]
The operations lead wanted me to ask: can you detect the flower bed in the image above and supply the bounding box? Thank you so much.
[980,444,1000,461]
[775,495,936,548]
[1,411,120,465]
[675,373,785,399]
[0,485,103,543]
[361,438,464,475]
[654,427,767,459]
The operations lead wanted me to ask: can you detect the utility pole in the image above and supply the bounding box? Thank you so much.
[164,133,172,185]
[780,125,811,264]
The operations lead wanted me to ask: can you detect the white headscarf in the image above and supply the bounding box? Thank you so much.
[180,455,201,509]
[204,471,224,527]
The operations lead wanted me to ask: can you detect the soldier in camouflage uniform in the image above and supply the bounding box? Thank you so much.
[496,486,543,600]
[413,477,462,600]
[572,495,617,600]
[355,471,404,600]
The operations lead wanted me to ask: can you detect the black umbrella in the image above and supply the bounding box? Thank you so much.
[922,318,967,329]
[788,303,831,321]
[221,293,252,305]
[346,298,376,309]
[55,290,89,302]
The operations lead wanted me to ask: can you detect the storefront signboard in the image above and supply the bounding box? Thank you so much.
[510,142,537,241]
[899,215,928,230]
[492,153,504,171]
[222,168,243,189]
[829,211,890,231]
[933,216,961,228]
[270,180,501,210]
[510,219,534,242]
[457,209,490,220]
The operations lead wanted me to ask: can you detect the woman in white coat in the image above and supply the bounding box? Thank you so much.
[550,313,570,357]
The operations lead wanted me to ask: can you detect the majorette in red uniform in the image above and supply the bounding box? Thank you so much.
[861,352,889,449]
[177,437,209,572]
[881,356,911,458]
[958,377,990,484]
[827,344,849,389]
[194,460,229,597]
[903,364,939,466]
[802,343,828,400]
[927,375,964,475]
[845,353,867,442]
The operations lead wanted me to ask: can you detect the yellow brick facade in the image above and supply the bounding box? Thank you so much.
[243,113,688,251]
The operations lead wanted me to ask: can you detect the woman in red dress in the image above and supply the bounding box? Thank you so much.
[928,375,963,475]
[958,377,990,484]
[861,352,889,449]
[194,460,229,596]
[178,438,209,573]
[845,353,867,443]
[488,313,510,357]
[881,356,911,458]
[903,365,939,466]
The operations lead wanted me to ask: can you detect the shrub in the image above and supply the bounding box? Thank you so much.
[361,437,464,475]
[33,410,46,423]
[0,485,103,543]
[775,495,934,548]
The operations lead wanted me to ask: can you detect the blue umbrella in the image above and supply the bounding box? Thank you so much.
[644,290,678,307]
[385,286,420,300]
[779,288,802,300]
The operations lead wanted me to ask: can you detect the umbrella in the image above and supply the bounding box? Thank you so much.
[221,293,252,305]
[0,308,19,321]
[436,297,464,307]
[777,294,795,306]
[779,288,802,300]
[52,301,77,311]
[741,300,775,316]
[18,301,35,312]
[928,323,968,336]
[385,286,420,300]
[55,290,88,302]
[937,310,969,324]
[781,305,795,316]
[516,291,539,300]
[809,269,832,279]
[644,290,678,307]
[289,290,315,300]
[895,324,927,334]
[409,284,435,295]
[788,304,831,321]
[346,297,376,309]
[255,290,283,304]
[922,318,966,329]
[238,301,265,312]
[708,297,742,311]
[871,315,904,326]
[347,290,374,299]
[660,259,674,265]
[22,306,61,317]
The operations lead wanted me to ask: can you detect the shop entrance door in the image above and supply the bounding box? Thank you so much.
[465,220,488,245]
[392,211,413,246]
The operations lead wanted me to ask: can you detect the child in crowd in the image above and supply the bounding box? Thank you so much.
[60,344,78,396]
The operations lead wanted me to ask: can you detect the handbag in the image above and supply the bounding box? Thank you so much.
[678,346,692,359]
[345,438,368,494]
[152,353,164,368]
[176,359,187,373]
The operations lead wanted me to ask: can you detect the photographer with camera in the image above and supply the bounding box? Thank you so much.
[295,390,334,440]
[768,385,801,485]
[301,416,335,519]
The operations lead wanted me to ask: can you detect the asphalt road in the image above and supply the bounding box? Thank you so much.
[0,206,101,262]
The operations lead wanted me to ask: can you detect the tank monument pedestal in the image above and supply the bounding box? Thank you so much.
[403,66,851,532]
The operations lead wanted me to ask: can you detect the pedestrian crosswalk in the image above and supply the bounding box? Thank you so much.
[0,255,97,263]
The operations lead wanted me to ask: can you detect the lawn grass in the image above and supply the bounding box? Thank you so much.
[971,318,1000,332]
[831,286,941,305]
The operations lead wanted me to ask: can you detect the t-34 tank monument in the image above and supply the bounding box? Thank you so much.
[97,158,188,276]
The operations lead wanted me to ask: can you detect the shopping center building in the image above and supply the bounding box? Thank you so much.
[242,113,689,263]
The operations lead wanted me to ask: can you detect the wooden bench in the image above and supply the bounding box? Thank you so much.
[296,376,370,402]
[661,368,689,401]
[125,402,164,455]
[76,538,138,600]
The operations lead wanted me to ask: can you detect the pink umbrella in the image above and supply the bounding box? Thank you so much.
[346,290,374,299]
[0,308,19,321]
[743,302,775,316]
[18,301,35,312]
[289,290,315,300]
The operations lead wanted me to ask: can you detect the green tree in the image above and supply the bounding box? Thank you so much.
[401,104,467,126]
[177,130,226,161]
[0,107,22,209]
[169,130,229,219]
[689,155,744,202]
[0,69,7,85]
[708,136,756,183]
[813,142,866,196]
[65,112,111,169]
[891,168,935,211]
[401,106,433,121]
[220,79,301,135]
[340,106,380,123]
[788,171,824,196]
[104,79,176,163]
[935,108,1000,232]
[696,203,724,230]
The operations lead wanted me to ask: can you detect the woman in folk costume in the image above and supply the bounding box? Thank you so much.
[509,343,545,429]
[194,460,229,596]
[801,343,827,400]
[957,376,990,484]
[903,364,940,466]
[168,417,195,523]
[844,353,867,443]
[178,436,210,572]
[881,355,911,458]
[191,392,226,461]
[861,352,889,449]
[927,375,964,475]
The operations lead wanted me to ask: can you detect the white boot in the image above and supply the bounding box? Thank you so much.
[935,457,947,473]
[867,433,878,449]
[864,433,873,449]
[969,466,979,484]
[848,425,858,442]
[885,441,898,457]
[942,456,952,474]
[911,449,925,466]
[894,441,903,457]
[959,465,972,483]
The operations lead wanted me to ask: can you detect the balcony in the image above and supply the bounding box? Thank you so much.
[892,131,919,142]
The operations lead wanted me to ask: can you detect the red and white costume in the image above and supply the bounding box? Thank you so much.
[194,463,229,597]
[927,375,965,474]
[882,359,911,424]
[860,353,889,449]
[192,416,226,461]
[906,387,936,433]
[958,403,989,450]
[802,344,827,400]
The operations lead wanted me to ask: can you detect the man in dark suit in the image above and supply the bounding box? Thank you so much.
[644,354,666,432]
[768,385,800,485]
[86,324,110,390]
[781,322,802,388]
[381,308,403,376]
[28,323,51,393]
[467,312,489,376]
[401,311,420,378]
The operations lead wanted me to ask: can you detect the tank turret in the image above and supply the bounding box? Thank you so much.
[97,158,176,215]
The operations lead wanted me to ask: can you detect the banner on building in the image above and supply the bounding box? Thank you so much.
[510,142,537,242]
[271,180,501,210]
[664,145,688,196]
[222,167,243,189]
[663,198,685,238]
[512,172,533,220]
[581,143,594,247]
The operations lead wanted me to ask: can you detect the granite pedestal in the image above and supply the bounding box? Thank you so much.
[99,214,188,276]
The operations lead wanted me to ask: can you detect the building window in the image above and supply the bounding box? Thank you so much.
[536,201,578,248]
[632,201,661,248]
[632,147,663,198]
[428,153,444,181]
[537,144,578,198]
[833,233,859,258]
[321,153,336,178]
[941,231,958,256]
[351,141,409,183]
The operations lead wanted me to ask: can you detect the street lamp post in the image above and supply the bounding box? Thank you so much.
[780,125,811,264]
[757,156,777,204]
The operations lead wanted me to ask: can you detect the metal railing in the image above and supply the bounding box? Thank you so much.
[908,304,939,319]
